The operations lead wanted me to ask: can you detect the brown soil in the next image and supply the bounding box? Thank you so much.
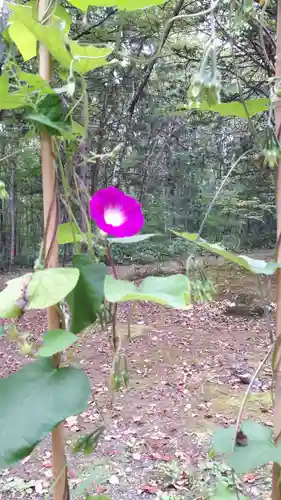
[0,261,275,500]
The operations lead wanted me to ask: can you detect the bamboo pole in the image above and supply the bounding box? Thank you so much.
[38,1,69,498]
[273,0,281,497]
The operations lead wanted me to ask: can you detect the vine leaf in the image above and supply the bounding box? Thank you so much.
[213,483,247,499]
[0,358,90,468]
[67,0,165,12]
[8,4,113,74]
[0,268,80,318]
[57,222,87,244]
[17,71,55,94]
[0,73,28,110]
[8,4,71,62]
[177,98,269,118]
[27,94,73,138]
[8,13,37,61]
[67,255,107,334]
[105,274,191,308]
[38,329,77,357]
[108,234,157,244]
[213,421,281,473]
[173,231,281,275]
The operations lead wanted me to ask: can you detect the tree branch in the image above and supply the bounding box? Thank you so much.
[127,0,185,118]
[74,8,117,41]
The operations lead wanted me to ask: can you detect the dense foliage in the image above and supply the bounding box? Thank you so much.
[0,0,277,267]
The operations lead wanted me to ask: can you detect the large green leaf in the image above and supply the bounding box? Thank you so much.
[213,421,281,473]
[67,0,165,12]
[0,268,79,318]
[67,255,107,334]
[213,483,247,499]
[108,234,156,244]
[0,358,90,468]
[8,4,71,61]
[8,4,113,74]
[57,222,87,244]
[177,98,269,118]
[38,329,77,357]
[173,231,281,275]
[104,274,191,308]
[8,14,37,61]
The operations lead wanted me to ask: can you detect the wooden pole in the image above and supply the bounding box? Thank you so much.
[38,2,69,499]
[273,0,281,497]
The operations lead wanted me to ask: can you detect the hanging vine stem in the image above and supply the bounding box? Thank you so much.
[184,150,254,277]
[54,139,81,254]
[255,0,275,74]
[228,5,260,147]
[197,149,254,239]
[148,0,221,65]
[232,344,274,453]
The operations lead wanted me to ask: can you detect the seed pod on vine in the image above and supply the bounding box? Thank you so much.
[188,41,221,108]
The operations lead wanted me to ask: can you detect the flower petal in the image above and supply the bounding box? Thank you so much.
[89,187,144,237]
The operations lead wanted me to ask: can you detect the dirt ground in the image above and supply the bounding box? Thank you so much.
[0,261,276,499]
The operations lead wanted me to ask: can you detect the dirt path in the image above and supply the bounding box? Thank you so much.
[0,262,275,499]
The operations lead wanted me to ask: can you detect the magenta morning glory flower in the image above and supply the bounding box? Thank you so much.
[89,186,144,237]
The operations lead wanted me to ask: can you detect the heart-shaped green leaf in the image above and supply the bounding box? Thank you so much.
[105,274,191,308]
[0,268,79,318]
[212,483,247,499]
[8,4,113,74]
[38,329,77,357]
[213,421,281,473]
[57,222,87,244]
[0,358,90,468]
[67,255,107,334]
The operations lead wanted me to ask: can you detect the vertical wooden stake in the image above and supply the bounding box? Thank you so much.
[9,161,15,270]
[38,2,69,499]
[273,0,281,497]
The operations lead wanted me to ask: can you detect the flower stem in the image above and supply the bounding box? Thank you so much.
[106,241,117,279]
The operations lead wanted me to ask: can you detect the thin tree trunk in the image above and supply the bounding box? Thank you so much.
[273,0,281,497]
[9,162,15,270]
[38,0,69,498]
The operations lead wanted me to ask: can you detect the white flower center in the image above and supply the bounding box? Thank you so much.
[104,207,126,227]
